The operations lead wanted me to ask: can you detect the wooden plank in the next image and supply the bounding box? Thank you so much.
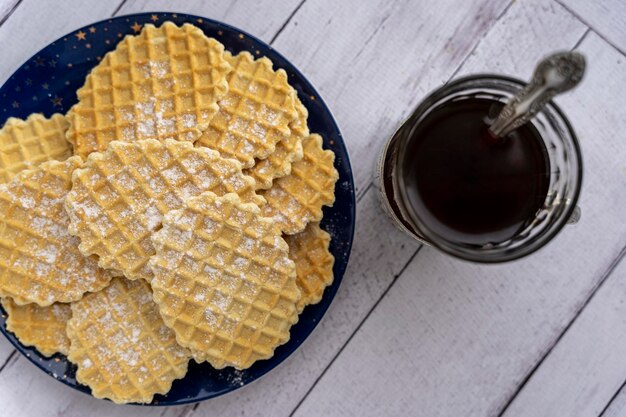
[0,337,14,366]
[0,0,20,26]
[559,0,626,54]
[184,0,525,415]
[291,4,626,417]
[117,0,303,42]
[501,251,626,417]
[0,0,122,83]
[0,354,187,416]
[0,0,523,414]
[456,0,587,77]
[603,382,626,417]
[0,1,298,415]
[189,183,420,416]
[494,30,626,417]
[267,0,510,195]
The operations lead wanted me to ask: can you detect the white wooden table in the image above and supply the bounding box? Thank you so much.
[0,0,625,416]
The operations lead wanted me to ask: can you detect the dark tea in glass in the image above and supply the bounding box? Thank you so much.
[377,75,583,263]
[401,98,550,246]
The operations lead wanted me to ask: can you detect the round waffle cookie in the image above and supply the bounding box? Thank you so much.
[0,113,71,183]
[260,134,339,234]
[0,157,112,306]
[285,223,335,313]
[150,192,300,370]
[244,95,308,190]
[66,22,231,159]
[65,139,263,281]
[67,277,189,404]
[195,51,298,169]
[2,297,71,356]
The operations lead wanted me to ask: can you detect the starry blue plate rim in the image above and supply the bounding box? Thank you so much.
[0,12,356,406]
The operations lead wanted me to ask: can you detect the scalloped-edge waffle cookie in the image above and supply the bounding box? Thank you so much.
[67,22,231,159]
[0,157,113,306]
[0,113,71,183]
[150,192,300,370]
[260,134,338,234]
[245,95,308,190]
[195,51,298,169]
[2,297,71,356]
[65,139,264,281]
[67,277,189,404]
[285,223,334,313]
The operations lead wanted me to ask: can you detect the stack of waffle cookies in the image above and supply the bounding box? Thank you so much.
[0,22,338,404]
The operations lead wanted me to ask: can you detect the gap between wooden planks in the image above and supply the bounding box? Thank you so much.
[0,0,624,417]
[292,3,626,417]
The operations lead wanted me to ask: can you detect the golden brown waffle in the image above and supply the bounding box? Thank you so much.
[66,139,263,281]
[195,51,298,169]
[285,223,334,313]
[150,192,300,369]
[67,22,231,159]
[2,297,71,356]
[0,157,112,306]
[260,134,338,234]
[66,277,189,404]
[0,113,71,183]
[245,95,308,189]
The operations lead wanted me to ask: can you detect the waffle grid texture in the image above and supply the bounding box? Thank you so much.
[67,22,231,158]
[261,134,338,234]
[0,157,112,306]
[2,297,71,356]
[150,192,300,369]
[65,139,263,281]
[195,51,298,169]
[67,277,189,404]
[285,223,335,313]
[0,113,71,183]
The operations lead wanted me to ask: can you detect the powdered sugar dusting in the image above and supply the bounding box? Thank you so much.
[71,278,187,394]
[181,114,197,129]
[144,205,162,231]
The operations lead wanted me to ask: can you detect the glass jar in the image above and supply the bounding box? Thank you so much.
[376,75,583,263]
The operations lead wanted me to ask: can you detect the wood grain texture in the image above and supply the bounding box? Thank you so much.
[117,0,303,42]
[456,0,586,77]
[502,251,626,417]
[559,0,626,54]
[0,338,14,367]
[0,1,624,416]
[0,0,121,84]
[291,2,626,416]
[496,32,626,417]
[0,0,21,26]
[182,1,523,415]
[604,381,626,417]
[268,0,510,195]
[188,190,420,416]
[0,0,300,415]
[0,353,187,416]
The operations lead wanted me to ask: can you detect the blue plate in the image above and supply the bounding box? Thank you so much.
[0,12,355,405]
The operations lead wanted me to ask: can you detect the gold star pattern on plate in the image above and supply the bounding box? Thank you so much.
[75,30,86,41]
[11,101,19,108]
[88,26,96,33]
[130,22,142,33]
[51,96,63,107]
[151,14,159,22]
